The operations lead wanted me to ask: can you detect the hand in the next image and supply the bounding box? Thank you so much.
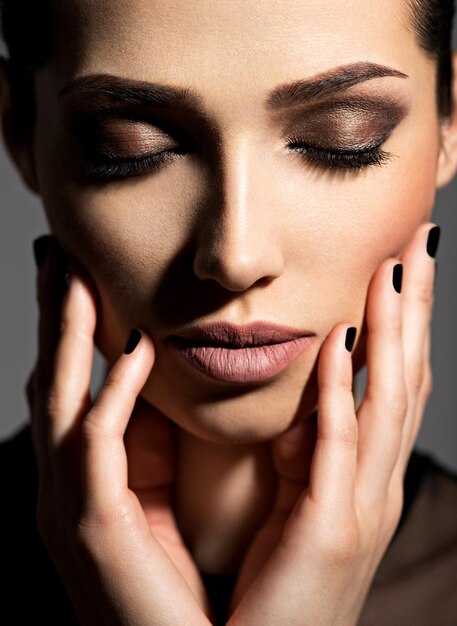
[26,235,213,626]
[226,222,438,625]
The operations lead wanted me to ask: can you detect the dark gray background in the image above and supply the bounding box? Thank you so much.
[1,30,456,473]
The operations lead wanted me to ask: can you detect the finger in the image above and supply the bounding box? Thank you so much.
[35,235,69,396]
[395,224,438,472]
[302,323,358,521]
[80,329,156,522]
[50,262,98,451]
[31,235,68,489]
[415,327,433,435]
[356,259,407,508]
[25,364,42,469]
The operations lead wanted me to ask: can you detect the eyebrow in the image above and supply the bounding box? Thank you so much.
[58,61,409,117]
[267,62,408,109]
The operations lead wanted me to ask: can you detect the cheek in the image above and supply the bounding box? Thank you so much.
[277,130,438,340]
[39,175,201,360]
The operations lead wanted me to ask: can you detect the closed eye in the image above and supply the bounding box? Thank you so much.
[80,146,189,180]
[79,135,394,181]
[286,138,394,172]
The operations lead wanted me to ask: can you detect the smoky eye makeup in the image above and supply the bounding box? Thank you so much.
[87,119,175,157]
[66,112,184,157]
[285,96,409,149]
[63,111,193,179]
[279,94,410,173]
[62,91,410,180]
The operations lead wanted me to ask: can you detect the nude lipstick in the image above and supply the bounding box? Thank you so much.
[167,321,316,384]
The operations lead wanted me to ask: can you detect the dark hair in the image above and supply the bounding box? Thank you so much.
[408,0,455,120]
[0,0,455,140]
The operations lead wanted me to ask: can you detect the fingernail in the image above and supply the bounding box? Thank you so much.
[392,263,403,294]
[33,236,50,267]
[124,328,142,354]
[53,244,71,298]
[426,225,441,258]
[345,327,357,352]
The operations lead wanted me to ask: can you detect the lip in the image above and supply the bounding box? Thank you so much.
[167,321,316,384]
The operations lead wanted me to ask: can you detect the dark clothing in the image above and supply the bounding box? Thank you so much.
[1,423,456,625]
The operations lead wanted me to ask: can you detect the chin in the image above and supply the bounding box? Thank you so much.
[141,354,320,445]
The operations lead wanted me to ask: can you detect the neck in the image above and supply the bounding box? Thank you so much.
[172,428,277,575]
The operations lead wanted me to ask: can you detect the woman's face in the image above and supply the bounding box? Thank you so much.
[28,0,443,443]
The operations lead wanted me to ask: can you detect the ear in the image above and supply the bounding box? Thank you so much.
[0,56,40,194]
[436,49,457,189]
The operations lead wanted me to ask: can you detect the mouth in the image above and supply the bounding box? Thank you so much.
[167,321,316,384]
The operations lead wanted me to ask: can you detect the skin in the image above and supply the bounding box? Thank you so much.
[22,0,441,446]
[1,0,457,621]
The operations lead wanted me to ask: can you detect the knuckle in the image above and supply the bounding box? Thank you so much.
[44,387,64,421]
[318,422,358,447]
[74,519,96,552]
[385,386,408,423]
[81,410,116,441]
[81,412,105,438]
[389,401,408,426]
[78,498,134,540]
[319,528,360,565]
[416,282,434,307]
[333,539,359,565]
[336,423,359,446]
[405,359,424,394]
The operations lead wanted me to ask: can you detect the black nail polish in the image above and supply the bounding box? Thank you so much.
[426,225,441,258]
[393,263,403,294]
[52,242,71,298]
[124,328,142,354]
[345,327,357,352]
[33,236,50,267]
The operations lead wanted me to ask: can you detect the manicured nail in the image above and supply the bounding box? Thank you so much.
[426,225,441,258]
[124,328,142,354]
[345,327,357,352]
[52,242,71,298]
[392,263,403,294]
[33,236,50,267]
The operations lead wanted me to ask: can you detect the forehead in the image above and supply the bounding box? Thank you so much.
[46,0,431,121]
[54,0,420,75]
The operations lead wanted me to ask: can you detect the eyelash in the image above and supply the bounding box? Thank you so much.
[82,137,393,180]
[82,149,181,180]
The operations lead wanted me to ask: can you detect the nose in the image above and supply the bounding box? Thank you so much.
[193,143,284,291]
